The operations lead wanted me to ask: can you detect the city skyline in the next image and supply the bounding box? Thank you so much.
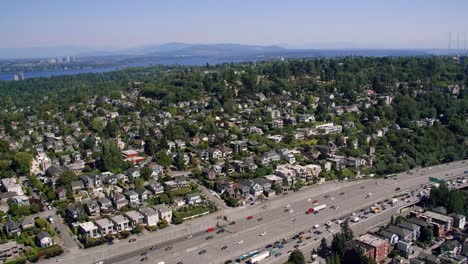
[2,0,467,51]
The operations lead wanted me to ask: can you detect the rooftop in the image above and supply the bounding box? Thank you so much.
[357,233,388,247]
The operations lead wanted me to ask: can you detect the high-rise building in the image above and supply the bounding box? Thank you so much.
[19,72,24,81]
[13,74,19,81]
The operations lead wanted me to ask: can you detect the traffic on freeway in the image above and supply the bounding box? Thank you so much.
[98,161,468,264]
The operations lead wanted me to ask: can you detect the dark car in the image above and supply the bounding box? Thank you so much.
[229,221,236,225]
[206,235,214,240]
[265,244,273,248]
[217,229,225,234]
[140,257,148,262]
[199,249,207,255]
[177,262,183,264]
[275,253,282,257]
[294,245,300,249]
[258,218,263,221]
[141,252,147,256]
[165,246,173,251]
[225,261,233,264]
[150,246,158,250]
[221,246,228,250]
[107,241,114,245]
[360,186,365,189]
[129,238,136,242]
[340,192,345,195]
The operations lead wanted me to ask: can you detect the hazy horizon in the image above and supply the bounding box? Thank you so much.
[2,0,467,53]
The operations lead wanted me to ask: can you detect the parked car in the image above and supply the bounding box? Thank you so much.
[129,238,136,242]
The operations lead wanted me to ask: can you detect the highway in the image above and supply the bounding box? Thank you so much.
[41,159,468,264]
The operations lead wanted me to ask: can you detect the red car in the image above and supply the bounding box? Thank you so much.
[306,208,314,214]
[247,216,253,220]
[128,238,136,242]
[207,227,215,233]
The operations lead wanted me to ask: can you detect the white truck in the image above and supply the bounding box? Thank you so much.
[249,251,270,263]
[351,216,360,222]
[390,198,398,205]
[313,204,327,212]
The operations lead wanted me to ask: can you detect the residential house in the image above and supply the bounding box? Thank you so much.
[396,240,413,258]
[20,217,35,230]
[124,190,139,205]
[139,207,159,227]
[84,200,100,217]
[154,204,172,223]
[126,167,141,179]
[135,187,152,202]
[78,221,99,238]
[398,221,421,240]
[97,197,113,213]
[95,218,115,236]
[380,229,399,245]
[56,186,67,200]
[439,240,462,255]
[0,178,23,195]
[0,241,23,261]
[112,193,128,210]
[355,234,389,263]
[111,215,131,232]
[71,180,84,193]
[261,150,281,164]
[278,149,296,164]
[219,146,233,159]
[422,211,453,234]
[66,204,81,222]
[146,180,164,195]
[4,220,21,237]
[253,178,272,192]
[36,231,53,248]
[449,213,466,230]
[185,192,202,205]
[207,148,223,160]
[385,225,413,241]
[125,211,144,227]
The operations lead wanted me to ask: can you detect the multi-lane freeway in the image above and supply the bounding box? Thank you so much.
[43,160,468,264]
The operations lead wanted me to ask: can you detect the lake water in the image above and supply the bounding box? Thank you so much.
[0,56,252,81]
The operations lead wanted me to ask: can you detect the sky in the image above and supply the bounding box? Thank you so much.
[1,0,467,50]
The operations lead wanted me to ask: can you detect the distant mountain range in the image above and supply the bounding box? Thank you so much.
[0,42,452,60]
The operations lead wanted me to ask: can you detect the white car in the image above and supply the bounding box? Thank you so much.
[314,224,320,229]
[285,204,291,208]
[288,209,294,214]
[186,235,193,239]
[237,240,244,245]
[307,198,312,203]
[329,197,335,201]
[260,232,266,236]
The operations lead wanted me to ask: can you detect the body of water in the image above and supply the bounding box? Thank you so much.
[0,56,253,81]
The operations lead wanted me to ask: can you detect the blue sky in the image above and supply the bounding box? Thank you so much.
[1,0,467,49]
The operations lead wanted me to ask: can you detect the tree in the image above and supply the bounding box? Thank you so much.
[327,253,342,264]
[91,117,105,132]
[331,234,347,259]
[419,226,433,244]
[448,191,464,214]
[140,166,153,181]
[318,237,330,257]
[11,152,33,175]
[56,171,79,190]
[134,178,144,189]
[101,139,124,172]
[288,249,306,264]
[343,247,376,264]
[341,219,354,242]
[155,151,172,167]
